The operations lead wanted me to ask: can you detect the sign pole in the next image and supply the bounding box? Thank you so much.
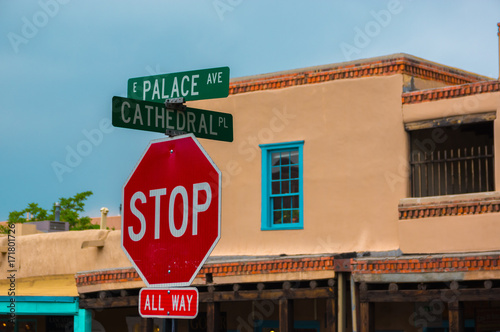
[119,66,228,321]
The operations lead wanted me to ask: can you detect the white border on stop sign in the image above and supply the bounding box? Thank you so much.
[121,133,222,287]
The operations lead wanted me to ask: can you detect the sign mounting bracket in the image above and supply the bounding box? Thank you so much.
[165,97,186,137]
[165,97,186,111]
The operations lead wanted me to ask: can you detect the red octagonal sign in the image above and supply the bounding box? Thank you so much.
[122,134,221,287]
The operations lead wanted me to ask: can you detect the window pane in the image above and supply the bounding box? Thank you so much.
[281,166,289,179]
[0,321,14,332]
[272,181,280,194]
[282,181,289,194]
[281,151,290,165]
[290,180,299,193]
[272,166,280,180]
[273,197,282,210]
[283,196,291,209]
[273,211,282,224]
[292,195,299,208]
[272,152,281,166]
[290,151,299,164]
[290,165,299,179]
[283,211,291,223]
[292,210,300,223]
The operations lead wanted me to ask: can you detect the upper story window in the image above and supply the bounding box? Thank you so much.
[260,141,304,230]
[408,118,494,197]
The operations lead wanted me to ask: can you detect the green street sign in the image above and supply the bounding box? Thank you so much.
[127,66,230,102]
[112,96,233,142]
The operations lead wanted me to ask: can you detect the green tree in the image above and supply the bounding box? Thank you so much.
[5,191,98,231]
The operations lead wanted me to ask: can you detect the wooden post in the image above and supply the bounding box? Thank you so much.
[279,298,294,332]
[207,301,221,332]
[350,277,359,332]
[448,301,464,332]
[359,302,374,332]
[338,273,345,332]
[325,297,337,332]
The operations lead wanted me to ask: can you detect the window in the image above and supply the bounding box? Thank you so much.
[260,141,304,230]
[0,319,37,332]
[409,120,494,197]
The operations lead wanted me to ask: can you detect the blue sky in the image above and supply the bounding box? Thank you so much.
[1,1,499,220]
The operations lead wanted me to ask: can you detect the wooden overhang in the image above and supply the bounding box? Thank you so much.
[76,255,337,309]
[350,252,500,303]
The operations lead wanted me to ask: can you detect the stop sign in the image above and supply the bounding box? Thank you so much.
[121,134,221,287]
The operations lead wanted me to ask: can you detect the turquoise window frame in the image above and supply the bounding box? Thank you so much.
[260,141,304,230]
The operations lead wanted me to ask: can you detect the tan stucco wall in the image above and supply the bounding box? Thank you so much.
[399,213,500,254]
[402,91,500,124]
[190,75,406,256]
[0,274,78,296]
[0,229,130,280]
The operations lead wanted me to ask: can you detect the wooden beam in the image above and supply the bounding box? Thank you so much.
[279,298,293,332]
[388,283,398,292]
[200,287,335,302]
[404,111,496,131]
[359,302,374,332]
[361,288,500,303]
[80,287,336,309]
[325,297,337,332]
[81,240,105,249]
[79,296,138,309]
[207,302,221,332]
[448,301,464,332]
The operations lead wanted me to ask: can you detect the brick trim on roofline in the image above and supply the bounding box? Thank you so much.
[399,193,500,220]
[75,256,335,287]
[399,202,500,220]
[228,56,489,95]
[75,253,500,287]
[352,254,500,274]
[402,80,500,104]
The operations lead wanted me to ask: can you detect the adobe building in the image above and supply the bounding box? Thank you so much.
[1,26,500,332]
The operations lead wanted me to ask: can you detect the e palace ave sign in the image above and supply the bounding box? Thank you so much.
[128,66,230,103]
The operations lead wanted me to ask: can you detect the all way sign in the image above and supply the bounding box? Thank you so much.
[112,96,233,142]
[128,66,230,103]
[139,288,199,319]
